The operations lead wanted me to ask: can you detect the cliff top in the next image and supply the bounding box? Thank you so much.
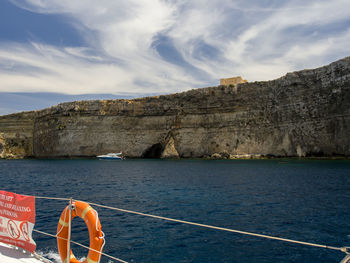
[1,55,349,118]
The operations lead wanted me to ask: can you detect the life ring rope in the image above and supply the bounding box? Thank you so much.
[56,201,105,263]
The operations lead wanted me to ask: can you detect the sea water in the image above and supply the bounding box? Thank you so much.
[0,159,349,263]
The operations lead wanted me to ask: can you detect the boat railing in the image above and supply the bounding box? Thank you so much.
[30,195,350,263]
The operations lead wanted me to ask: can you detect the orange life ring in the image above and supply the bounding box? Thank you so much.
[57,201,104,263]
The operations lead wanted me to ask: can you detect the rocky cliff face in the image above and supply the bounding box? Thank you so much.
[0,111,35,158]
[1,56,350,159]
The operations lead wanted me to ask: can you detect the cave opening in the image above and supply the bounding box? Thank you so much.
[142,143,164,158]
[306,151,325,157]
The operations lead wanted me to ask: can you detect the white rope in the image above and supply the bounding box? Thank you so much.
[33,229,128,263]
[94,209,106,263]
[30,195,349,256]
[30,195,70,201]
[56,206,68,237]
[85,200,348,254]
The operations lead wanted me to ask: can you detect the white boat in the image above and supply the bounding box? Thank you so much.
[0,241,52,263]
[97,152,124,160]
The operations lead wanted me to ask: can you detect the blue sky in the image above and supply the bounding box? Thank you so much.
[1,0,350,115]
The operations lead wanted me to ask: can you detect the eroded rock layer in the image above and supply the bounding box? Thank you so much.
[1,57,350,158]
[0,112,35,158]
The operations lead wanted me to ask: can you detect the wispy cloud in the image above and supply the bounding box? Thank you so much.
[0,0,349,95]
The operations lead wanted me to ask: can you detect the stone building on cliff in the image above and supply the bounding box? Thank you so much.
[220,76,247,86]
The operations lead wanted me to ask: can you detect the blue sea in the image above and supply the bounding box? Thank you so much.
[0,159,349,263]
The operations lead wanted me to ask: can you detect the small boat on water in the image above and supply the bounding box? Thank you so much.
[97,152,124,160]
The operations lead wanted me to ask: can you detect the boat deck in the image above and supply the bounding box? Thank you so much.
[0,242,52,263]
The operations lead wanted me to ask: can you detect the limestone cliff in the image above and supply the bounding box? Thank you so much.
[0,111,35,158]
[1,56,350,159]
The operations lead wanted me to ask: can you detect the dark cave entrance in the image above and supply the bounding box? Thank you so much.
[142,143,164,158]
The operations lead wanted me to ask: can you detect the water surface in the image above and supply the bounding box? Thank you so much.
[0,159,349,262]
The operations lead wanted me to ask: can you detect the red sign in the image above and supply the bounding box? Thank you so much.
[0,190,36,253]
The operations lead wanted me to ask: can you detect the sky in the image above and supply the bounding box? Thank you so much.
[0,0,350,115]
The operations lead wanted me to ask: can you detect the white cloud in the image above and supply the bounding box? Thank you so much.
[222,0,350,79]
[0,0,350,95]
[0,41,200,94]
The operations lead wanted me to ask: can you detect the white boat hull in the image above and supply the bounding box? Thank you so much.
[0,242,52,263]
[98,156,123,160]
[97,152,124,160]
